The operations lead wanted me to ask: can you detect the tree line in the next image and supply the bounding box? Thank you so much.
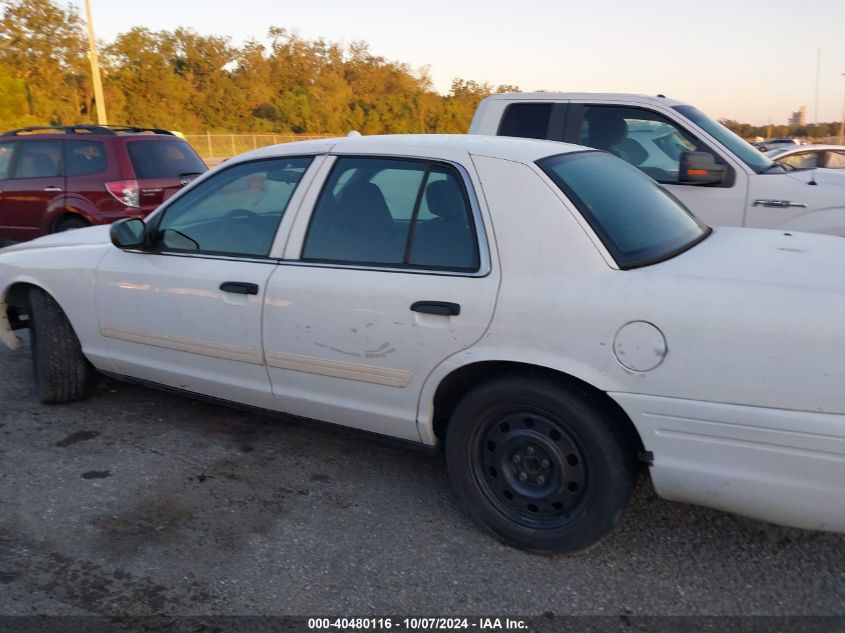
[2,0,840,140]
[0,0,518,134]
[719,119,843,141]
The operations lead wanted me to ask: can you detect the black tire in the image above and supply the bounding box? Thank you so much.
[55,216,89,232]
[28,288,96,404]
[445,375,637,553]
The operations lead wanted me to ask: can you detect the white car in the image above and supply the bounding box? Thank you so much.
[2,135,844,552]
[766,144,845,170]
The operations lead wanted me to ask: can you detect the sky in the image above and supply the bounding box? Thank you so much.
[83,0,845,126]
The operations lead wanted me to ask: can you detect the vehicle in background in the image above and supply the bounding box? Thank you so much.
[0,125,207,242]
[756,137,809,152]
[2,134,845,552]
[470,93,845,235]
[766,144,845,170]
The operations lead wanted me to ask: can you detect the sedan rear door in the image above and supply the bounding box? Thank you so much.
[261,147,500,441]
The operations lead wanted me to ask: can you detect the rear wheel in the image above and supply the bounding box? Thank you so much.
[28,288,96,404]
[55,216,89,232]
[445,376,637,553]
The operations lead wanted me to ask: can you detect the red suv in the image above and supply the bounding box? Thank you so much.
[0,125,207,242]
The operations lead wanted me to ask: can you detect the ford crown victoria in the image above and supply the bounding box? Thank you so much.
[1,135,844,552]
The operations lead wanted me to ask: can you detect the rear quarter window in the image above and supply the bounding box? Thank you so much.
[126,139,207,179]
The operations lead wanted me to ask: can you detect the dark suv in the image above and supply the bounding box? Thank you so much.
[0,125,207,242]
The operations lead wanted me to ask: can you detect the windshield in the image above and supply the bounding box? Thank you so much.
[538,151,710,269]
[673,105,776,174]
[765,147,793,158]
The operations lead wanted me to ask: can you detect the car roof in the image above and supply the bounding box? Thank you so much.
[1,125,179,139]
[238,133,590,165]
[775,144,845,153]
[479,92,690,108]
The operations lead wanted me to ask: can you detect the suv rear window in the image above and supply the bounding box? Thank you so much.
[126,140,206,179]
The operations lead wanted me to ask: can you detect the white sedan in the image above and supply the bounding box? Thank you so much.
[766,144,845,170]
[2,135,844,552]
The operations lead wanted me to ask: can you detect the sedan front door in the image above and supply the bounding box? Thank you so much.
[95,155,317,409]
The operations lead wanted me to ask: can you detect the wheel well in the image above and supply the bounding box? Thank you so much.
[52,212,89,233]
[431,361,645,453]
[4,282,37,328]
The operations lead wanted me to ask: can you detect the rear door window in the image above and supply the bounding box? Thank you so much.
[126,140,207,179]
[13,141,61,178]
[302,157,480,271]
[64,140,107,176]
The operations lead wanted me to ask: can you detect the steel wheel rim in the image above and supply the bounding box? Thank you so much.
[472,407,591,529]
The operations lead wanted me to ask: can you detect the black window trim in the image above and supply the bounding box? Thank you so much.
[145,154,316,260]
[298,154,489,276]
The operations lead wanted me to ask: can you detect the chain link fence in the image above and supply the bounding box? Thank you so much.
[183,133,337,163]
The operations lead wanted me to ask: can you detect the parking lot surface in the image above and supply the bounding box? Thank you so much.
[1,331,843,616]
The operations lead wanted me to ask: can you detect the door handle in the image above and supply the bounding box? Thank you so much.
[410,301,461,316]
[43,186,62,193]
[220,281,259,295]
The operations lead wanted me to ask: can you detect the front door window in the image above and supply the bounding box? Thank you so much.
[153,157,312,257]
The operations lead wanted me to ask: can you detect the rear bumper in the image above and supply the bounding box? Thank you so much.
[610,393,845,533]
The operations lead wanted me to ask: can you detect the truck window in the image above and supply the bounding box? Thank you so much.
[673,105,775,174]
[498,103,552,139]
[578,106,712,185]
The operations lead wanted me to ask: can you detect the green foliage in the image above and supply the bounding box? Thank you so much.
[0,0,512,134]
[720,118,842,141]
[0,0,89,125]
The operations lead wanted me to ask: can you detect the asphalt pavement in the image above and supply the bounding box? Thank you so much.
[1,331,843,617]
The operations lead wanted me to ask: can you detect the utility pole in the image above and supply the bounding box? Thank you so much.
[814,48,820,125]
[84,0,108,125]
[839,73,845,145]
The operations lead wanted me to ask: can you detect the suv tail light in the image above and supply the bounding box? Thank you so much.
[105,180,140,207]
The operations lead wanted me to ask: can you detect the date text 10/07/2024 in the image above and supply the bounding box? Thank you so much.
[307,618,528,630]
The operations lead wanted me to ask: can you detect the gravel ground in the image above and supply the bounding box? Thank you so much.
[1,330,843,617]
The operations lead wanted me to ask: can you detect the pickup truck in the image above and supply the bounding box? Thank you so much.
[470,93,845,234]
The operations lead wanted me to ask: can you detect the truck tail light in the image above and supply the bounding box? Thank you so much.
[105,180,140,207]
